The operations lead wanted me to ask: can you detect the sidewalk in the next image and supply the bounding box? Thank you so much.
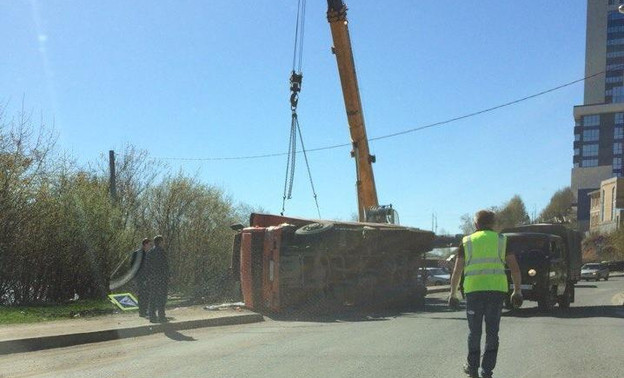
[0,286,450,356]
[0,304,263,356]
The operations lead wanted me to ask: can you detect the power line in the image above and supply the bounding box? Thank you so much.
[152,71,602,162]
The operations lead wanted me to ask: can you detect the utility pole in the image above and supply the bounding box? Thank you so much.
[109,150,117,202]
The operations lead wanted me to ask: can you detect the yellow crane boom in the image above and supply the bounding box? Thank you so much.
[327,0,390,223]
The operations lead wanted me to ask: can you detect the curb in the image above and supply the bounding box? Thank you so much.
[427,286,450,294]
[0,313,264,356]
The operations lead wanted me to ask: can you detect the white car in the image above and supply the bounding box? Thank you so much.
[581,263,609,281]
[425,267,451,286]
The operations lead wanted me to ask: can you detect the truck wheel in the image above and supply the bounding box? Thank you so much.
[557,286,573,309]
[538,290,555,312]
[605,276,609,281]
[295,222,334,235]
[413,294,426,309]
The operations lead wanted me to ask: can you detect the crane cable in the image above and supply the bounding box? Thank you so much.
[281,0,321,218]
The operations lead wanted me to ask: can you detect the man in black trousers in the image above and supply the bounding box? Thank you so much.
[130,238,152,318]
[145,235,169,323]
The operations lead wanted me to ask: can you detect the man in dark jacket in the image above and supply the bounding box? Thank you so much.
[130,238,152,317]
[145,235,169,323]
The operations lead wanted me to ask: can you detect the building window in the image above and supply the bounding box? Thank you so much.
[574,147,580,156]
[607,76,623,84]
[608,25,624,33]
[582,144,599,157]
[582,158,599,167]
[617,113,624,124]
[613,87,624,103]
[607,39,624,47]
[616,126,624,139]
[574,162,580,168]
[607,39,624,46]
[583,129,600,142]
[615,157,623,170]
[583,115,600,126]
[609,9,624,19]
[575,133,581,141]
[615,142,623,155]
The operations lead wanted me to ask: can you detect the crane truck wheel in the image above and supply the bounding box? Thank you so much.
[295,222,334,235]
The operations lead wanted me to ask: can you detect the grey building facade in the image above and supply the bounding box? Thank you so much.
[573,0,624,231]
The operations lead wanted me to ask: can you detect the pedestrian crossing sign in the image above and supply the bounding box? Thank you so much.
[108,293,139,311]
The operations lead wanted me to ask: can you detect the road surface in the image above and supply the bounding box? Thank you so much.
[2,276,623,377]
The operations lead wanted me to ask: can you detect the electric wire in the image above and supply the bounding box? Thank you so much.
[152,70,604,162]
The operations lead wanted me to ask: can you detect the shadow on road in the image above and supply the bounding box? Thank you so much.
[503,305,624,319]
[574,284,598,288]
[267,297,462,323]
[163,328,197,341]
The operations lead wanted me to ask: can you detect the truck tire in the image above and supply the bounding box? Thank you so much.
[538,289,555,312]
[557,286,573,309]
[605,276,609,281]
[413,294,426,309]
[295,222,334,235]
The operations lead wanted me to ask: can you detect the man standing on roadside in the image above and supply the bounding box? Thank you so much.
[449,210,522,378]
[130,238,152,318]
[145,235,169,323]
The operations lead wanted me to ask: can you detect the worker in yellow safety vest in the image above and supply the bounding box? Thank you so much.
[449,210,522,378]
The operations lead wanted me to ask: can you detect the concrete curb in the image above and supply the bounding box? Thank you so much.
[427,286,451,294]
[0,313,264,356]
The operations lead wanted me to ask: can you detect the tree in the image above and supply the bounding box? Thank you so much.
[140,172,241,300]
[0,103,267,305]
[538,187,576,227]
[0,104,57,304]
[459,196,529,235]
[495,195,530,231]
[459,213,476,235]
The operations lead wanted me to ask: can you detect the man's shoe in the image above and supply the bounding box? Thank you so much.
[158,317,169,323]
[463,363,479,378]
[149,317,159,323]
[480,371,493,378]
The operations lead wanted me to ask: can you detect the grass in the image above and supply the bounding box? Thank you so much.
[0,299,117,325]
[0,294,196,325]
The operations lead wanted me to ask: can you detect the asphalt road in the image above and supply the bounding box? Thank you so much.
[2,277,623,378]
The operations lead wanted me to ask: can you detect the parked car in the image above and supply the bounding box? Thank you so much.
[425,267,450,286]
[581,263,609,281]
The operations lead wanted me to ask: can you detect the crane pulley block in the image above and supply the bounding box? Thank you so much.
[327,1,347,22]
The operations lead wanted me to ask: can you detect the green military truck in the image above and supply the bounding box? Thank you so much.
[502,224,582,312]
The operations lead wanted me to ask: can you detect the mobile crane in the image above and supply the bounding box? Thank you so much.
[327,0,395,224]
[230,1,433,312]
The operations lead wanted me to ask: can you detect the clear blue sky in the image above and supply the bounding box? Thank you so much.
[2,1,586,233]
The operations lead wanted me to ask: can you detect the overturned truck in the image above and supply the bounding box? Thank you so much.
[231,213,434,313]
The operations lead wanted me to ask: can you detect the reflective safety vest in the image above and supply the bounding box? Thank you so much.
[463,230,508,293]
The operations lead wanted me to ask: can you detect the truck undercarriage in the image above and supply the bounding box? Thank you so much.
[232,213,434,313]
